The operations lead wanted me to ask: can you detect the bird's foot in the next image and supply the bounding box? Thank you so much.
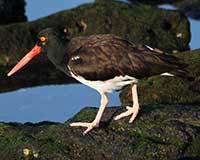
[70,120,99,135]
[114,105,140,123]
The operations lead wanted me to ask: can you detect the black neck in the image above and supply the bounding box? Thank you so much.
[47,38,71,76]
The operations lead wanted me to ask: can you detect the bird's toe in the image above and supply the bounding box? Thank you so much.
[70,121,99,135]
[114,105,139,122]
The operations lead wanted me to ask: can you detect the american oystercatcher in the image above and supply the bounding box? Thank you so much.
[8,28,188,135]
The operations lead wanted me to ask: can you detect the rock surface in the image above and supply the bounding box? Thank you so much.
[173,0,200,20]
[120,49,200,105]
[128,0,200,20]
[0,0,27,25]
[0,105,200,159]
[0,0,190,93]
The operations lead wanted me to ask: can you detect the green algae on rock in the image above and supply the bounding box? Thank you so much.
[128,0,200,20]
[0,105,200,159]
[0,0,190,93]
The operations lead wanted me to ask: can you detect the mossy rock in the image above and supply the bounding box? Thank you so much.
[0,0,190,93]
[128,0,183,5]
[0,0,27,25]
[0,105,200,159]
[128,0,200,20]
[120,49,200,105]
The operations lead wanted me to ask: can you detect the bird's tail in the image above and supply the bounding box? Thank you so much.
[170,69,194,82]
[155,53,194,81]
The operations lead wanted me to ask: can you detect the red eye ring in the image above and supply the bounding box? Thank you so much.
[40,36,47,42]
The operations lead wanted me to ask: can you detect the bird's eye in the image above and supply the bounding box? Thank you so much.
[39,36,47,42]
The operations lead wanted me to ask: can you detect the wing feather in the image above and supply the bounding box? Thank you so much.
[67,34,187,80]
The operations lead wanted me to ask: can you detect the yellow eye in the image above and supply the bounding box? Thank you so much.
[40,36,47,42]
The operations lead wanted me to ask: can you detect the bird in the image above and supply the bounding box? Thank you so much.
[7,28,188,135]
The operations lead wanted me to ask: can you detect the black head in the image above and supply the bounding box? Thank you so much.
[7,28,70,77]
[37,28,69,53]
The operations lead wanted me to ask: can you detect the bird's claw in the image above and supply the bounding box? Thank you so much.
[114,105,139,123]
[70,121,99,135]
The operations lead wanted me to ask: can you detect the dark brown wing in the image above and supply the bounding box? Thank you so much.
[67,34,187,81]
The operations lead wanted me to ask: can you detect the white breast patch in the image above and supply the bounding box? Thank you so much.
[70,71,138,93]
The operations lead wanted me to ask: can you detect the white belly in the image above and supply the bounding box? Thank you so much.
[70,71,138,93]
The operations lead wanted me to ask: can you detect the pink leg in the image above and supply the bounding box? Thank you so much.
[114,83,140,123]
[70,92,108,135]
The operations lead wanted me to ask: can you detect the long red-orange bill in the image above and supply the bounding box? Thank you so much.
[7,44,41,77]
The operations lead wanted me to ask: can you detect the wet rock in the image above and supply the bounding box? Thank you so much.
[174,0,200,20]
[0,105,200,159]
[0,0,190,93]
[0,0,27,25]
[128,0,200,20]
[120,49,200,105]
